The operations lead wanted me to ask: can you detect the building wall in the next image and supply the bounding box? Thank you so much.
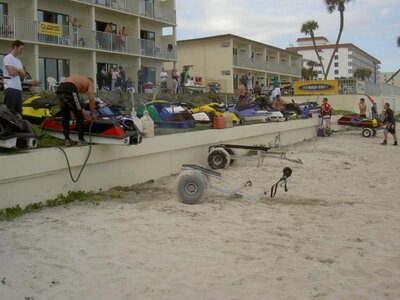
[1,0,177,90]
[292,44,380,82]
[177,35,302,93]
[381,71,400,87]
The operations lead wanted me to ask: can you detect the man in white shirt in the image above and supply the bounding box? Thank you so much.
[160,67,168,93]
[3,40,25,114]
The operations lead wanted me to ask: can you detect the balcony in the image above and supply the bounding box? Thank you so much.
[73,0,176,24]
[233,55,301,77]
[0,15,176,60]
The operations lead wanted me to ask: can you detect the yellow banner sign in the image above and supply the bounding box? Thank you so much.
[38,22,62,37]
[294,80,338,95]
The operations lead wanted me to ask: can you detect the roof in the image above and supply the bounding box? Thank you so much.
[177,34,302,57]
[296,36,328,42]
[286,43,381,64]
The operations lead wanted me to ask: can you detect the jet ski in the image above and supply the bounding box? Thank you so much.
[227,102,285,122]
[41,99,142,145]
[22,95,56,124]
[0,104,37,149]
[189,102,240,124]
[337,113,383,138]
[137,100,197,128]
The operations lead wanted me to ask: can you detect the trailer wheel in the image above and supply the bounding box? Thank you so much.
[208,148,231,170]
[362,128,373,138]
[176,170,208,205]
[372,129,377,136]
[225,148,236,165]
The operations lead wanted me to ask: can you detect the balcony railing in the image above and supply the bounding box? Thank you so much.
[74,0,176,24]
[233,55,301,77]
[0,15,176,60]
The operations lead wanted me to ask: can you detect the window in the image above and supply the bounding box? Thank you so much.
[318,49,322,52]
[348,69,353,74]
[334,70,339,75]
[37,10,69,43]
[348,54,352,59]
[233,48,237,55]
[140,30,156,56]
[39,57,70,90]
[334,55,338,60]
[334,62,339,67]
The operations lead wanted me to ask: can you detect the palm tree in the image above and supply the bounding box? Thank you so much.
[353,68,372,81]
[300,20,326,78]
[323,0,353,80]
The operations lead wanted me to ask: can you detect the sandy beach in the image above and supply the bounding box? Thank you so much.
[1,130,399,300]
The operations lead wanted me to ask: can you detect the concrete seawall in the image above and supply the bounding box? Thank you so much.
[0,117,339,209]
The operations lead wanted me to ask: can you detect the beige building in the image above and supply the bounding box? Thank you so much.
[287,36,381,83]
[175,34,302,94]
[0,0,177,91]
[381,71,400,87]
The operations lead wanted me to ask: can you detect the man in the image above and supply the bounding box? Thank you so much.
[381,103,397,146]
[137,65,144,93]
[359,98,367,118]
[320,97,332,136]
[272,94,286,112]
[56,76,96,146]
[237,78,247,104]
[3,40,25,114]
[159,67,168,93]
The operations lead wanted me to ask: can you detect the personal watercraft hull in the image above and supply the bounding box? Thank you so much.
[41,116,142,146]
[337,114,382,128]
[0,104,38,149]
[22,96,55,124]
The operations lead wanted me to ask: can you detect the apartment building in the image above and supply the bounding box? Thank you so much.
[381,71,400,87]
[287,36,381,83]
[0,0,177,90]
[176,34,302,94]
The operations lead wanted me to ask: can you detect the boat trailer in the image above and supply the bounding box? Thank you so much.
[175,164,292,205]
[207,143,303,170]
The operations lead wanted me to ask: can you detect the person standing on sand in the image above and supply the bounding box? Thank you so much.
[381,103,397,146]
[320,97,332,136]
[359,98,367,118]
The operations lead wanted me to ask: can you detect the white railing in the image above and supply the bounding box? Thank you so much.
[233,55,301,77]
[0,15,176,60]
[74,0,176,24]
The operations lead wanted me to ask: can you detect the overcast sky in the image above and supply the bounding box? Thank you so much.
[176,0,400,72]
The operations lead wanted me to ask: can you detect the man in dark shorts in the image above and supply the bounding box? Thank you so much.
[381,103,397,146]
[56,76,96,146]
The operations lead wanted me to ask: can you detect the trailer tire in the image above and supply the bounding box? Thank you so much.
[176,170,208,205]
[362,128,373,138]
[208,148,231,170]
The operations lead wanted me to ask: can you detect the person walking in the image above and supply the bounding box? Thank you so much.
[381,103,398,146]
[56,76,96,146]
[3,40,25,115]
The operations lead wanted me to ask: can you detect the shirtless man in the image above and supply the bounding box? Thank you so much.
[359,98,367,118]
[56,76,96,146]
[237,78,247,104]
[272,94,286,111]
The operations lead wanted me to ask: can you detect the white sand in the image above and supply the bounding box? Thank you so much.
[1,131,400,300]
